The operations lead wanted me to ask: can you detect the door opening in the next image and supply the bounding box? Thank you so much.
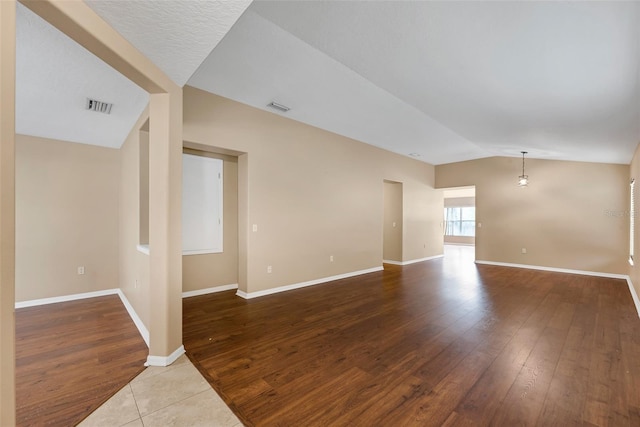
[383,180,403,264]
[443,186,476,261]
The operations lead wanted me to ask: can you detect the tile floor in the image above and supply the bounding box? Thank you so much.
[79,355,242,427]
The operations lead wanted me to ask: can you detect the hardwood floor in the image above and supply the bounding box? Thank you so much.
[15,295,148,427]
[183,249,640,426]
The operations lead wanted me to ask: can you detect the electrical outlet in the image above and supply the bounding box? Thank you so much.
[77,266,85,275]
[253,224,258,232]
[267,265,272,273]
[521,248,527,254]
[330,255,334,262]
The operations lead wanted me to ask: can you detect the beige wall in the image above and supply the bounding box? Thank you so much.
[15,134,120,301]
[120,96,186,357]
[119,111,151,330]
[183,86,443,293]
[436,156,628,274]
[383,181,403,262]
[139,129,149,245]
[182,149,238,291]
[120,120,241,323]
[0,1,16,422]
[402,164,443,263]
[444,196,475,207]
[147,91,184,357]
[628,143,640,300]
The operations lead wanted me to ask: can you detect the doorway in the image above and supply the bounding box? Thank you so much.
[383,180,403,264]
[443,186,476,262]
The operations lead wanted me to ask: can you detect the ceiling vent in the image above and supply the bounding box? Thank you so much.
[86,98,113,114]
[267,101,290,113]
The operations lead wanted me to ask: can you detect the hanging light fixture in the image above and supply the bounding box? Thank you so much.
[518,151,529,187]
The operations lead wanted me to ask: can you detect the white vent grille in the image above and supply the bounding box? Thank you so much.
[86,98,113,114]
[267,101,290,113]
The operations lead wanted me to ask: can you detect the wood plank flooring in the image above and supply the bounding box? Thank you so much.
[15,295,148,427]
[183,248,640,426]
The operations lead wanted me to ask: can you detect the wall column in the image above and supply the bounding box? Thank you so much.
[0,0,16,424]
[148,90,183,363]
[20,0,185,367]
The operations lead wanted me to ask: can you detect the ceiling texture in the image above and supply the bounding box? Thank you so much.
[16,0,640,165]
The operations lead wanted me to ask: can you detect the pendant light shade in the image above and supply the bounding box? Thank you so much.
[518,151,529,187]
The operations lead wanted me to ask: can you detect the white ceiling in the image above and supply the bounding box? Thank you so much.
[16,3,149,149]
[188,8,485,165]
[15,1,640,165]
[84,0,252,87]
[16,0,250,149]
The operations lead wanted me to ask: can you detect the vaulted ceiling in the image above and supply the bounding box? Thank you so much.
[15,0,640,165]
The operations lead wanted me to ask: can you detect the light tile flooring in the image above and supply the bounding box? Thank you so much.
[79,355,242,427]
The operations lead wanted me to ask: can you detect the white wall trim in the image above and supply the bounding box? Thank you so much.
[15,288,119,309]
[236,266,384,300]
[475,260,628,280]
[182,283,238,298]
[183,249,223,256]
[626,277,640,319]
[116,289,150,347]
[383,254,444,266]
[145,345,185,367]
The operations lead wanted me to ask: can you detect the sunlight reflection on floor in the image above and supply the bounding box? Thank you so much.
[443,244,484,301]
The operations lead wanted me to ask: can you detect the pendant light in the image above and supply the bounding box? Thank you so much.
[518,151,529,187]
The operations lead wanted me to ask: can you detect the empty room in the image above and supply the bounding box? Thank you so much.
[2,1,640,426]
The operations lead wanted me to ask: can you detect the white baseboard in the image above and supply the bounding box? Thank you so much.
[15,288,119,309]
[474,260,628,280]
[626,277,640,319]
[145,345,185,367]
[383,254,444,266]
[236,266,384,300]
[182,283,238,298]
[116,289,150,347]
